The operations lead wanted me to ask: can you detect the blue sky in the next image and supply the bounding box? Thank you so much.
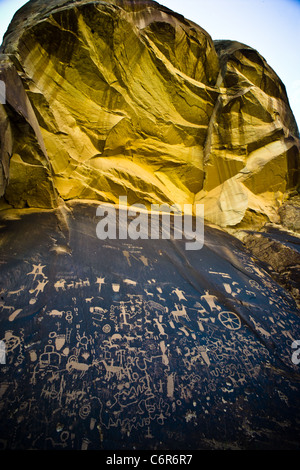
[0,0,299,128]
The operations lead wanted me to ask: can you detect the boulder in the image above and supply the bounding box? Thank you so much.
[0,0,298,228]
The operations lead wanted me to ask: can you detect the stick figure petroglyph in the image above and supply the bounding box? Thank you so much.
[29,279,48,297]
[27,264,47,281]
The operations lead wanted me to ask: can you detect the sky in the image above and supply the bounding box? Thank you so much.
[0,0,299,127]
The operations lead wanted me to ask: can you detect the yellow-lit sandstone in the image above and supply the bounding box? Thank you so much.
[0,0,299,230]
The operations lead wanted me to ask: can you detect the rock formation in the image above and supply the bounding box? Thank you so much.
[0,0,300,451]
[0,0,298,227]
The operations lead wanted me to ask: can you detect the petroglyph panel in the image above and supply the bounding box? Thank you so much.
[0,206,300,450]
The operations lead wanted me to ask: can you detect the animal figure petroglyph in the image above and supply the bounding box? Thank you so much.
[54,279,66,291]
[100,359,128,380]
[48,309,65,318]
[66,356,96,378]
[171,304,190,322]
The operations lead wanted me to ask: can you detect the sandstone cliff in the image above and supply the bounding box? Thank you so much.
[0,0,298,230]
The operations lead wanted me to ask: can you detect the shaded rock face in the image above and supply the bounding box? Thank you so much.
[243,226,300,308]
[0,0,300,451]
[0,202,300,450]
[0,0,299,229]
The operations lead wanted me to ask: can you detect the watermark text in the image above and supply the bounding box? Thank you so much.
[96,197,204,250]
[0,340,6,365]
[292,340,300,365]
[0,80,6,104]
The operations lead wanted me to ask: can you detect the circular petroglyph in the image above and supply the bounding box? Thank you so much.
[102,324,111,333]
[218,311,241,330]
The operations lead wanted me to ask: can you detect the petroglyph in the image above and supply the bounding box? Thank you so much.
[0,241,299,451]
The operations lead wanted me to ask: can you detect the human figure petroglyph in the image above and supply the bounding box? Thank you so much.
[172,288,187,301]
[27,263,47,281]
[159,341,169,366]
[153,318,167,337]
[119,303,131,327]
[29,279,48,297]
[96,277,105,292]
[200,291,221,311]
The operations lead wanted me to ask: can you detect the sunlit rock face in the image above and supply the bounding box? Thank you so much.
[0,0,300,452]
[0,0,219,210]
[0,0,299,229]
[196,40,300,228]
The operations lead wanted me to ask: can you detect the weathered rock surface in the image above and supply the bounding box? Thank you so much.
[243,226,300,308]
[0,0,299,229]
[0,202,300,450]
[0,0,300,452]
